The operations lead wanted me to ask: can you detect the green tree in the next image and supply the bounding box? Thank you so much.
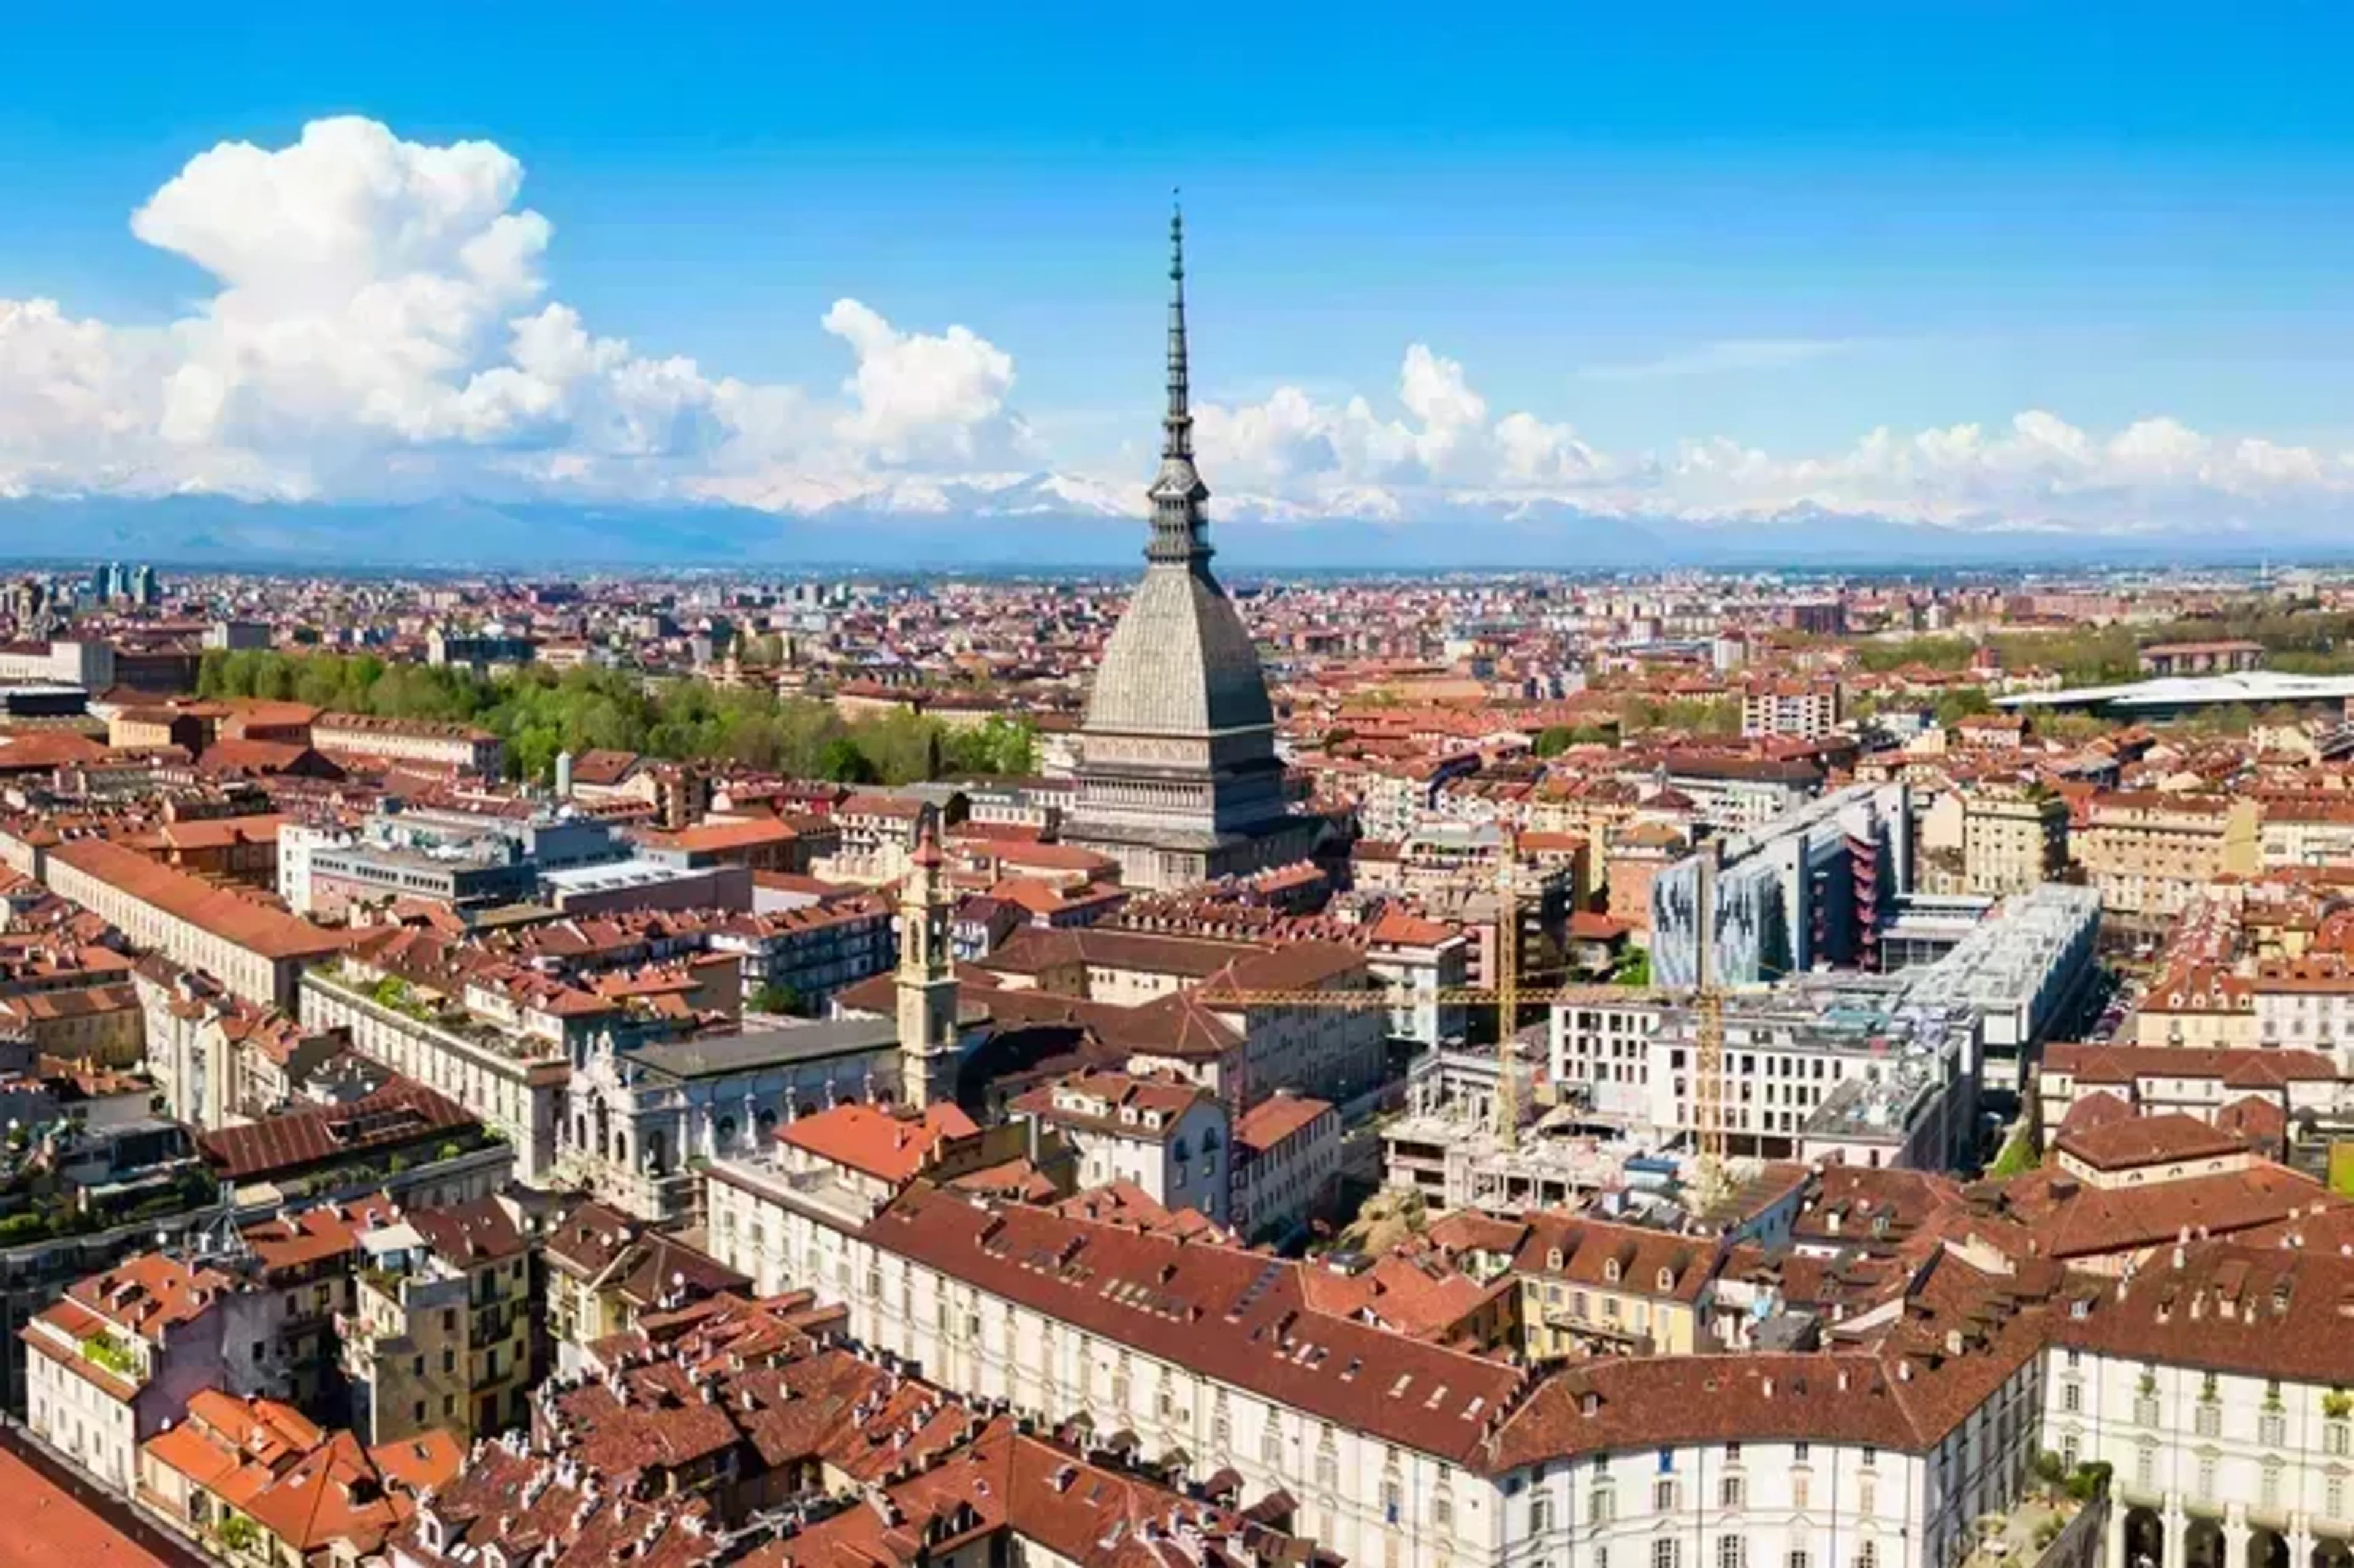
[748,981,802,1015]
[1933,687,1995,726]
[818,736,878,784]
[1989,1131,2038,1178]
[943,714,1037,777]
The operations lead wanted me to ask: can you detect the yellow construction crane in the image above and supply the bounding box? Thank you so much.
[1201,829,1664,1148]
[1688,850,1730,1197]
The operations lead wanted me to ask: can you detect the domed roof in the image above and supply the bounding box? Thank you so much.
[1081,202,1275,742]
[1084,563,1274,738]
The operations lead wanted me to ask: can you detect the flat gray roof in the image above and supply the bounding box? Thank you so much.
[1998,671,2354,710]
[630,1016,899,1081]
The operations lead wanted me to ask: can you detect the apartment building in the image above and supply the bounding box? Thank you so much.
[1502,1211,1718,1358]
[818,791,940,883]
[1231,1090,1341,1243]
[2133,965,2256,1051]
[134,956,348,1127]
[297,962,570,1178]
[0,980,142,1065]
[44,837,348,1008]
[1358,752,1480,842]
[240,1197,405,1414]
[2250,957,2354,1073]
[2035,1043,2342,1145]
[311,712,504,775]
[1962,782,2070,896]
[1364,906,1472,1046]
[1740,678,1842,739]
[341,1198,533,1444]
[2259,795,2354,870]
[1653,753,1823,832]
[540,1199,748,1374]
[704,896,894,1009]
[1183,941,1392,1109]
[705,1165,2051,1568]
[2138,639,2265,676]
[23,1251,280,1492]
[138,1389,462,1564]
[2045,1243,2354,1568]
[1008,1067,1231,1224]
[2074,792,2261,925]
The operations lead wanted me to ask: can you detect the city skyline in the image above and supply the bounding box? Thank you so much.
[6,6,2354,561]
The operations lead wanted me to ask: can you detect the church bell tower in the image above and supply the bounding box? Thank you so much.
[896,818,959,1108]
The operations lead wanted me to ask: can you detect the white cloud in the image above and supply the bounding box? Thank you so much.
[0,115,2350,539]
[1189,351,2354,533]
[820,298,1021,465]
[0,116,1017,505]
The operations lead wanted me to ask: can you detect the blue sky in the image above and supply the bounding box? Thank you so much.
[2,3,2353,541]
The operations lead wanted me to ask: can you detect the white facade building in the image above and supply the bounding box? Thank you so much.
[701,1155,2057,1568]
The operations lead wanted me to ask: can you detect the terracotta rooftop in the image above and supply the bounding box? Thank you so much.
[50,837,348,963]
[0,1444,173,1568]
[775,1100,980,1186]
[197,1075,476,1181]
[2057,1111,2252,1171]
[864,1183,1526,1468]
[1233,1092,1333,1152]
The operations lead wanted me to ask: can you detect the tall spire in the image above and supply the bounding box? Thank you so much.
[1165,195,1192,462]
[1147,192,1212,568]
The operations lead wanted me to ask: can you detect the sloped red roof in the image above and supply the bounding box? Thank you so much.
[198,1076,475,1179]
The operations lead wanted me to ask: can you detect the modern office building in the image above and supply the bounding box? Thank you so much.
[1650,781,1911,989]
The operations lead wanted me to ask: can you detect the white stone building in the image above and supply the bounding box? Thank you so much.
[701,1157,2054,1568]
[2044,1241,2354,1568]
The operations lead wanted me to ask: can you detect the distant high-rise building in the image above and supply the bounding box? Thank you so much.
[131,564,158,606]
[1062,207,1315,892]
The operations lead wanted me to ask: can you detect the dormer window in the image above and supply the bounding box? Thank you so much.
[1658,1268,1675,1292]
[1547,1249,1564,1271]
[1604,1259,1621,1283]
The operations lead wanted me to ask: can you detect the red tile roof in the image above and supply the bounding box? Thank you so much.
[1233,1092,1333,1152]
[865,1183,1526,1467]
[2057,1111,2250,1171]
[775,1100,979,1185]
[197,1076,476,1180]
[50,837,348,962]
[0,1445,172,1568]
